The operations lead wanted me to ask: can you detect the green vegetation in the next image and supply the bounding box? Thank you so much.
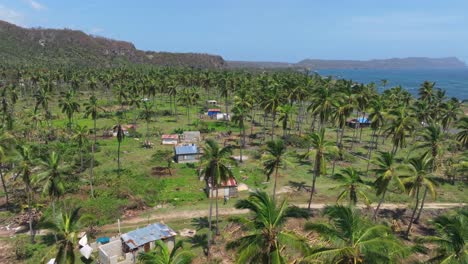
[0,63,465,264]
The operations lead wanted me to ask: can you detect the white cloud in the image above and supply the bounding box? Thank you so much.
[0,5,25,25]
[24,0,46,11]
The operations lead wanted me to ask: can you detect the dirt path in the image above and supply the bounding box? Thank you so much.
[101,202,466,231]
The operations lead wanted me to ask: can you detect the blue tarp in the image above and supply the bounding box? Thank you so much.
[357,117,370,123]
[96,237,110,244]
[207,110,221,116]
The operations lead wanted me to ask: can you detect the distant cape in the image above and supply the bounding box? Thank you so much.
[227,57,467,70]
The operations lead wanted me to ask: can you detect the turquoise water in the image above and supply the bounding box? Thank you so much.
[316,68,468,100]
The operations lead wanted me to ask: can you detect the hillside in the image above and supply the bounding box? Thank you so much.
[0,20,225,68]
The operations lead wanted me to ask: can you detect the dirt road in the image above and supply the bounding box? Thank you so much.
[101,202,466,231]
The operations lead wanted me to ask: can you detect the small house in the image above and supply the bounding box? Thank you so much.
[206,100,217,106]
[98,223,176,264]
[174,145,200,163]
[206,177,238,198]
[112,124,137,137]
[161,134,179,145]
[207,108,221,117]
[346,117,371,128]
[181,131,201,143]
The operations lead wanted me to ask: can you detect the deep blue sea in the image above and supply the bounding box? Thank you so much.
[316,68,468,100]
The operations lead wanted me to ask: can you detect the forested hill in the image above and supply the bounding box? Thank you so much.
[0,20,225,68]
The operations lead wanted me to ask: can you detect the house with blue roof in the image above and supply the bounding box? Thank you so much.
[174,144,200,163]
[98,223,176,264]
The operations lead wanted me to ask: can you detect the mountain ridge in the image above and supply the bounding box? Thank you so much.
[0,20,225,68]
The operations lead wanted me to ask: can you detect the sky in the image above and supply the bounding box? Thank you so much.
[1,0,467,63]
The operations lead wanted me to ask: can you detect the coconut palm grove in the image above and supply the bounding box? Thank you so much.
[0,4,467,264]
[0,64,465,263]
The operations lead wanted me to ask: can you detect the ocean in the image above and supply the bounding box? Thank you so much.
[316,68,468,101]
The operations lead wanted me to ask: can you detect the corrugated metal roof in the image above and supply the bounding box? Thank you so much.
[162,134,179,139]
[121,223,176,250]
[208,177,238,188]
[175,145,198,155]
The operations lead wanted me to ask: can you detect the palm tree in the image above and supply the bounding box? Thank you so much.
[15,145,36,243]
[304,128,336,210]
[228,190,309,264]
[262,139,287,199]
[48,207,83,264]
[416,123,446,171]
[441,98,462,131]
[372,151,406,220]
[456,116,468,149]
[71,124,89,172]
[231,104,249,163]
[277,104,294,137]
[58,90,80,128]
[116,124,125,177]
[83,95,102,198]
[415,209,468,264]
[332,168,371,206]
[384,106,416,155]
[0,131,15,206]
[177,87,200,125]
[403,153,437,237]
[304,205,408,263]
[199,139,234,257]
[34,151,66,241]
[139,101,155,143]
[138,240,194,264]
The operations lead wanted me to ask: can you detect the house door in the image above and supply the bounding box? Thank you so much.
[144,242,150,252]
[224,188,229,197]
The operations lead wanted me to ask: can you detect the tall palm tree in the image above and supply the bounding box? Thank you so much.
[0,131,15,206]
[384,106,416,155]
[228,190,309,264]
[403,153,437,237]
[48,207,83,264]
[304,128,336,209]
[231,104,249,163]
[304,205,408,263]
[199,139,234,257]
[116,124,125,177]
[34,151,66,241]
[441,98,462,131]
[15,145,36,243]
[139,101,155,143]
[456,116,468,149]
[277,104,294,137]
[71,124,89,172]
[177,87,200,125]
[332,168,371,206]
[58,90,80,128]
[415,209,468,264]
[262,139,287,199]
[138,240,194,264]
[83,95,102,198]
[371,151,407,220]
[416,123,446,171]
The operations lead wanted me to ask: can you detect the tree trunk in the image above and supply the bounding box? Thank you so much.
[117,142,121,177]
[27,186,35,243]
[0,169,8,206]
[406,187,420,238]
[307,157,320,210]
[414,187,428,223]
[272,165,279,200]
[90,118,96,198]
[215,187,220,236]
[373,188,386,220]
[52,199,58,242]
[271,111,276,140]
[207,180,214,259]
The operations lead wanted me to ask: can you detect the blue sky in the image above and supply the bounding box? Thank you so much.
[1,0,467,63]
